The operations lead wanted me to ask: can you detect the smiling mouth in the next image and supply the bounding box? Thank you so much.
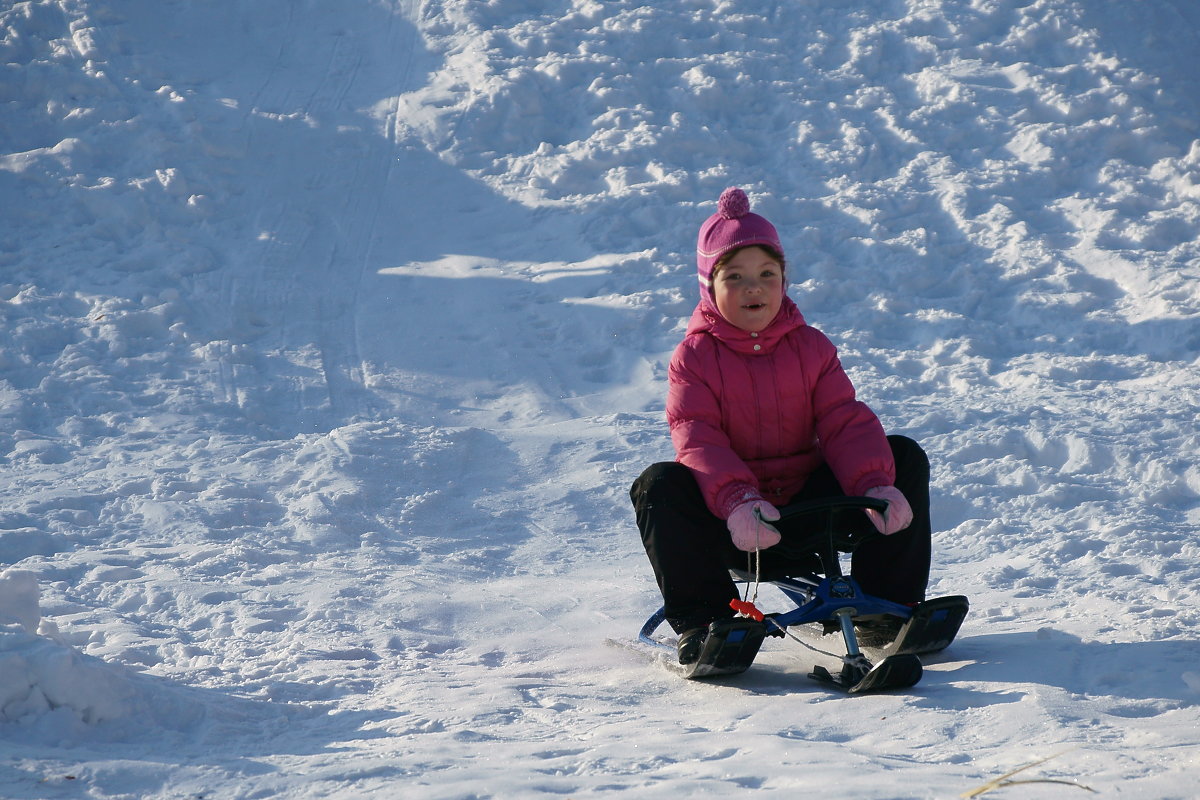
[743,303,767,310]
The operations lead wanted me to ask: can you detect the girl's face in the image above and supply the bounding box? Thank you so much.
[712,246,784,332]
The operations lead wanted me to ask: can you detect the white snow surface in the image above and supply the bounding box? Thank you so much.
[2,0,1200,797]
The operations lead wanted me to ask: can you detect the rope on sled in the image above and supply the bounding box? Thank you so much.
[742,547,761,605]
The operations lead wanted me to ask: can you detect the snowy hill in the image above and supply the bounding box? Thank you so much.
[2,0,1198,797]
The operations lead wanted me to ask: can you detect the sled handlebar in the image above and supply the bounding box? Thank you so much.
[772,496,891,568]
[776,495,887,520]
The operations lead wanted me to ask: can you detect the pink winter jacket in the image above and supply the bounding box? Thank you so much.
[667,296,895,520]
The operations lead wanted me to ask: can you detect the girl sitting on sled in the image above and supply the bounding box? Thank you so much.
[630,187,932,664]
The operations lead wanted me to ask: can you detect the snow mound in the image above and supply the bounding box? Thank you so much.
[0,570,201,740]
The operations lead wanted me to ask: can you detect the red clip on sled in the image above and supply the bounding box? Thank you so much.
[729,598,764,621]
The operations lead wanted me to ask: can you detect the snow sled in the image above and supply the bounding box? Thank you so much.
[638,496,968,694]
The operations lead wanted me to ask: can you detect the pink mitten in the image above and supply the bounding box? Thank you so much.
[863,486,913,535]
[727,500,782,551]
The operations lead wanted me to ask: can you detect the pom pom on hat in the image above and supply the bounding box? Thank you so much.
[718,187,751,219]
[695,186,783,295]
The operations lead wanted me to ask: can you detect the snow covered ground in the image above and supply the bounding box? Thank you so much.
[2,0,1199,796]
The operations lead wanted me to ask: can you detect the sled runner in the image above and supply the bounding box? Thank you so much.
[637,496,968,693]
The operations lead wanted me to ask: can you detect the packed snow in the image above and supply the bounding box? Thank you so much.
[2,0,1199,797]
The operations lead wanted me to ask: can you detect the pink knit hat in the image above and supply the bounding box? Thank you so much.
[696,187,783,293]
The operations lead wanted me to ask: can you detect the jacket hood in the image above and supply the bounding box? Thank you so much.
[686,295,806,355]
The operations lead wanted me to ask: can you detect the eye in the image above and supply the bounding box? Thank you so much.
[721,271,741,282]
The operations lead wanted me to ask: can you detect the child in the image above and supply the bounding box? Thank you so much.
[630,187,932,665]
